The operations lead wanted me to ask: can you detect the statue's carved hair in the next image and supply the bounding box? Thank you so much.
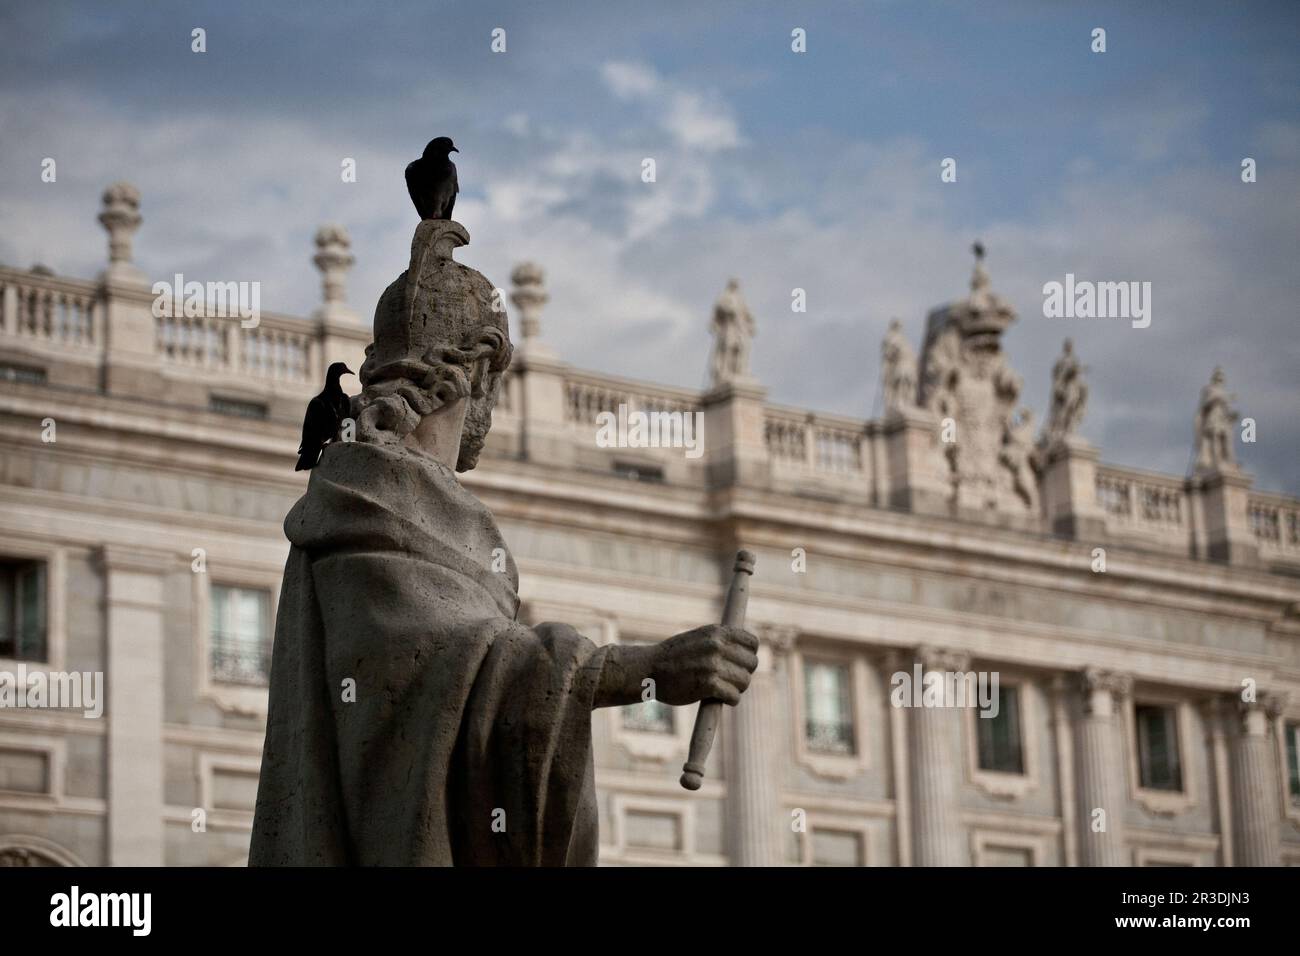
[352,325,512,451]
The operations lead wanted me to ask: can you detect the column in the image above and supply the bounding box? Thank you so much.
[727,625,794,866]
[99,545,173,866]
[1050,675,1079,867]
[1075,668,1130,866]
[1231,694,1283,866]
[1202,698,1235,866]
[909,646,969,866]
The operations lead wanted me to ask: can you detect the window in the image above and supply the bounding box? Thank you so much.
[0,558,47,662]
[1287,722,1300,808]
[804,660,854,755]
[0,363,47,385]
[623,697,674,734]
[210,585,272,686]
[1135,703,1182,791]
[210,396,268,420]
[977,685,1024,774]
[621,639,674,734]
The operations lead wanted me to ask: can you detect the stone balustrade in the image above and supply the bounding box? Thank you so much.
[3,261,1298,569]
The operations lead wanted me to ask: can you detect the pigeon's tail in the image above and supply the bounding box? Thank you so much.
[295,448,318,471]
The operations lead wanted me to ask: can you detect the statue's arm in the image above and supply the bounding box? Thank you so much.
[591,625,758,710]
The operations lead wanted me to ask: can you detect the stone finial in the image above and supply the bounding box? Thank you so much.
[98,182,144,283]
[970,240,988,291]
[708,278,757,388]
[1193,366,1239,473]
[510,261,548,343]
[313,224,358,323]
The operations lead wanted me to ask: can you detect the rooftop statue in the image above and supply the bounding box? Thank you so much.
[250,180,757,866]
[1042,338,1088,448]
[881,318,918,414]
[1193,366,1239,472]
[708,278,756,387]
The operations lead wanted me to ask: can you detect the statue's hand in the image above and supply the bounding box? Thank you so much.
[651,625,759,706]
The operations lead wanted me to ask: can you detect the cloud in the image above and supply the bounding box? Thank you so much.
[1,4,1296,496]
[600,60,743,152]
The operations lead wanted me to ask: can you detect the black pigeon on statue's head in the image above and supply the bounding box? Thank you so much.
[295,362,354,471]
[405,136,459,221]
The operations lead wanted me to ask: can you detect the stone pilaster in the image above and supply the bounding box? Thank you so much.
[98,544,173,866]
[1230,694,1284,866]
[1195,467,1258,567]
[883,407,948,515]
[1040,434,1106,539]
[727,625,794,867]
[1075,668,1131,866]
[702,380,769,489]
[97,182,166,399]
[909,646,969,866]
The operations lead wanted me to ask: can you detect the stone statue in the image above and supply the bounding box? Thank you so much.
[1043,338,1088,447]
[251,219,758,866]
[1000,407,1040,511]
[880,319,918,413]
[708,278,756,386]
[1193,366,1238,471]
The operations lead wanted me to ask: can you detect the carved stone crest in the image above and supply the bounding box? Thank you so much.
[917,243,1038,513]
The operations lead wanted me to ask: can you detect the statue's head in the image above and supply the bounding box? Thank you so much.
[353,220,512,471]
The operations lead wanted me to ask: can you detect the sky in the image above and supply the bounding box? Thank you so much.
[1,0,1297,492]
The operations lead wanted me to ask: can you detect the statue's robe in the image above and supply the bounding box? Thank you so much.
[249,441,607,866]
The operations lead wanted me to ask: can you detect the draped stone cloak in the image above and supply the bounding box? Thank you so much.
[249,440,607,866]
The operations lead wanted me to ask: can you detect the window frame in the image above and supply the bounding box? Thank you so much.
[1275,712,1300,826]
[192,564,281,716]
[0,543,65,672]
[963,673,1040,799]
[1124,693,1196,816]
[790,647,872,780]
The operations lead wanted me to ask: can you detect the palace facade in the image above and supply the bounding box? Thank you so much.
[1,184,1298,866]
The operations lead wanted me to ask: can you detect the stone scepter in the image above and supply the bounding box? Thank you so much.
[681,550,756,790]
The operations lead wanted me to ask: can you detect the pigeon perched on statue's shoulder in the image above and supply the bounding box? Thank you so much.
[405,136,459,221]
[295,361,354,471]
